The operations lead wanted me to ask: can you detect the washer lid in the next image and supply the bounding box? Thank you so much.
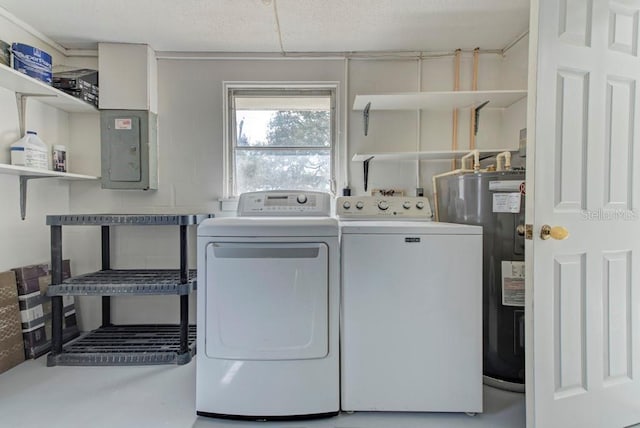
[198,217,339,237]
[340,221,482,235]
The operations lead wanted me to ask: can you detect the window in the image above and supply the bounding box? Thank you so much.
[226,85,336,197]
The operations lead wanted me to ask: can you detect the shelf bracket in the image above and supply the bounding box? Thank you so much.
[473,100,490,136]
[15,92,56,137]
[363,102,371,136]
[20,175,49,220]
[363,156,374,192]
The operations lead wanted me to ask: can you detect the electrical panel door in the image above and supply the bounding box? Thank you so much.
[107,116,141,182]
[100,110,157,190]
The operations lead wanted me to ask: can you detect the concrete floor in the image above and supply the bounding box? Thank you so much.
[0,357,525,428]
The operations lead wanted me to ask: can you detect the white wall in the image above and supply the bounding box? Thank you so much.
[0,11,528,330]
[347,37,529,198]
[66,58,347,329]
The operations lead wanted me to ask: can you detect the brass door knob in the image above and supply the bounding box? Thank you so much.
[540,225,569,240]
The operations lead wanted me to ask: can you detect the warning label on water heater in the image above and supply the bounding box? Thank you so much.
[502,261,525,307]
[489,180,523,192]
[493,193,521,213]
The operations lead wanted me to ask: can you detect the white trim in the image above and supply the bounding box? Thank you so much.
[525,1,540,426]
[416,58,422,189]
[223,81,340,90]
[156,50,505,61]
[342,58,350,192]
[222,81,340,198]
[222,82,232,198]
[66,49,99,57]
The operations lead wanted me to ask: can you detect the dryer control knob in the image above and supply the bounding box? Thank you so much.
[378,201,389,211]
[297,194,308,204]
[355,201,364,210]
[343,201,351,209]
[416,201,425,210]
[402,201,412,209]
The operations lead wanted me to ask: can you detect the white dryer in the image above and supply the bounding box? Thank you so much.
[337,196,483,414]
[197,191,339,420]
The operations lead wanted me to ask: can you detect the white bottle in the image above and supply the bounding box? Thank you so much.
[10,134,27,166]
[16,131,49,169]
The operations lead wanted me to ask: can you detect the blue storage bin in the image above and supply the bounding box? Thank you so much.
[11,43,52,85]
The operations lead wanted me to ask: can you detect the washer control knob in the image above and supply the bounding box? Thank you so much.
[297,194,308,204]
[416,201,425,210]
[355,201,364,210]
[378,201,389,211]
[342,201,351,210]
[402,201,412,209]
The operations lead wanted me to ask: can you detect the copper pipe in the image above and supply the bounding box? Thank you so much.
[451,49,461,170]
[470,47,480,150]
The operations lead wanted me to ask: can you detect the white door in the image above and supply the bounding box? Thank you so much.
[528,0,640,426]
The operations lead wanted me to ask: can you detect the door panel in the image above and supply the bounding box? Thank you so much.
[205,242,329,360]
[554,69,589,210]
[608,4,639,55]
[529,0,640,426]
[604,77,635,210]
[558,0,593,47]
[553,253,587,398]
[602,251,632,384]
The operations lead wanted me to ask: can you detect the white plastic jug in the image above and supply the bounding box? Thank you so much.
[10,131,49,169]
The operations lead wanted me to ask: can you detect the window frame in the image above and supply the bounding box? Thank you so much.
[223,83,338,198]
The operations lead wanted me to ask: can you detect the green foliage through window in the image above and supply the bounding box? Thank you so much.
[230,90,334,196]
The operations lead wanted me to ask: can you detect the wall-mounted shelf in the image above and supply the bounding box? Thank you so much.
[0,64,100,220]
[352,149,507,162]
[0,164,98,179]
[0,164,99,220]
[353,90,527,111]
[0,64,97,113]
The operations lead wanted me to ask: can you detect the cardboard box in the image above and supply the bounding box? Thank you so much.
[11,43,52,85]
[58,81,99,96]
[12,260,79,359]
[0,40,10,67]
[52,68,98,88]
[59,87,99,108]
[0,271,25,374]
[53,69,99,108]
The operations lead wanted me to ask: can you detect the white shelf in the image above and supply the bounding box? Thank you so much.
[352,149,507,162]
[0,64,97,113]
[0,164,99,220]
[353,90,527,111]
[0,164,98,180]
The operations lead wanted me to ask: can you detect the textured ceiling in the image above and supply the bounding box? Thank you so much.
[0,0,530,52]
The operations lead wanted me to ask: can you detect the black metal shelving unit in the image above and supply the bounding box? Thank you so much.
[46,214,211,367]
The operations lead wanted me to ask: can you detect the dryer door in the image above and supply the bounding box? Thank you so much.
[205,241,329,360]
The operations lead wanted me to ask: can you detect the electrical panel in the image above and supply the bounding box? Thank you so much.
[100,110,157,190]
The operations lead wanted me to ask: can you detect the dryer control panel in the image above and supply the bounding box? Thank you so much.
[238,191,332,216]
[336,196,433,220]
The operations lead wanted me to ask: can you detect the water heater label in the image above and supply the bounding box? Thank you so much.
[493,193,521,213]
[489,180,524,192]
[502,261,525,307]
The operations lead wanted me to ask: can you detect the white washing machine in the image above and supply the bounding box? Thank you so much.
[196,191,339,420]
[337,196,483,413]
